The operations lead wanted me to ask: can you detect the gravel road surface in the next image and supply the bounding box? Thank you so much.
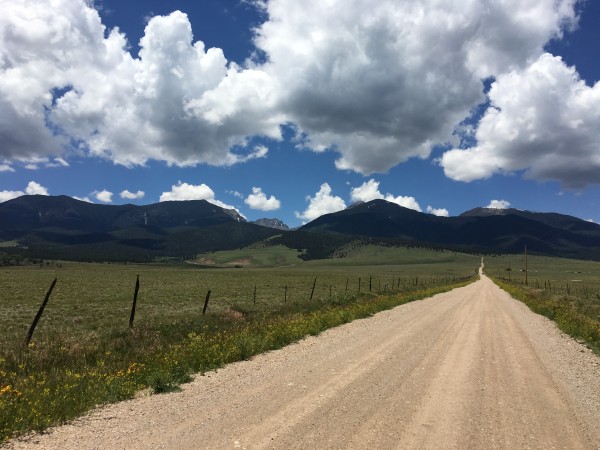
[8,273,600,449]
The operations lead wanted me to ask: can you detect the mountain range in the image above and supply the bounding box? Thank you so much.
[300,200,600,259]
[0,195,279,261]
[1,195,599,261]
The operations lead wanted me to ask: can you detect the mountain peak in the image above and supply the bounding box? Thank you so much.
[460,207,522,217]
[251,218,290,230]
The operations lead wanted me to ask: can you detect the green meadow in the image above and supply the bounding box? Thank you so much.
[0,244,479,442]
[485,254,600,355]
[484,253,600,298]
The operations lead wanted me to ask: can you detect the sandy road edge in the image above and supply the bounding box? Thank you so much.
[486,275,600,445]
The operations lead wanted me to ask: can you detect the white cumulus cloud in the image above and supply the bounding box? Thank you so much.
[254,0,578,175]
[244,187,281,211]
[0,1,282,167]
[0,0,583,182]
[441,53,600,188]
[350,179,421,212]
[0,181,49,202]
[427,206,450,217]
[159,181,238,212]
[296,183,346,222]
[120,190,145,200]
[95,190,113,203]
[25,181,49,196]
[486,199,511,209]
[0,190,23,203]
[384,194,422,212]
[350,179,384,203]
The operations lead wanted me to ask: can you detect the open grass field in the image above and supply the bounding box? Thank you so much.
[484,253,600,298]
[1,246,479,348]
[0,245,480,442]
[485,254,600,355]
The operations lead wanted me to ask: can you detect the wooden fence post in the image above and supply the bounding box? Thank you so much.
[129,275,140,329]
[309,277,317,301]
[25,277,57,346]
[202,290,211,314]
[284,284,288,303]
[253,285,257,306]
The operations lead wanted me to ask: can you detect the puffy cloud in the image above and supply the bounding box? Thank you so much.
[25,181,49,196]
[0,1,281,167]
[0,164,14,172]
[441,53,600,188]
[486,199,511,209]
[160,182,215,202]
[159,181,237,211]
[350,179,384,203]
[427,206,450,217]
[0,190,23,203]
[0,0,104,162]
[95,189,113,203]
[120,190,145,200]
[0,0,581,179]
[384,194,422,212]
[0,181,49,202]
[244,187,281,211]
[255,0,577,174]
[296,183,346,222]
[350,179,421,211]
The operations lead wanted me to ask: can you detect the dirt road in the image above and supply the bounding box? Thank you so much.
[9,274,600,449]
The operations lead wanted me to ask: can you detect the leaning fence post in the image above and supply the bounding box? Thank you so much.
[202,290,212,315]
[25,277,57,346]
[309,277,317,301]
[129,275,140,329]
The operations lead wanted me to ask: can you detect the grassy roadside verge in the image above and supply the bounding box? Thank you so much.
[490,277,600,355]
[1,276,476,443]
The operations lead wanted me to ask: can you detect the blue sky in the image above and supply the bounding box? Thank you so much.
[1,0,599,226]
